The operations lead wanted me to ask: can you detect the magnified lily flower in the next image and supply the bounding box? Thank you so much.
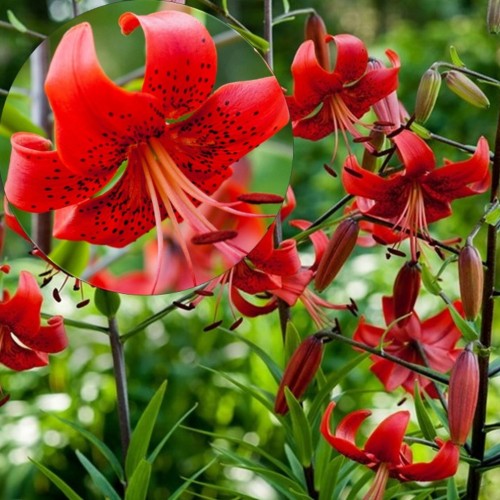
[342,129,490,260]
[321,402,459,499]
[353,296,462,397]
[5,10,289,291]
[0,269,67,371]
[286,32,399,147]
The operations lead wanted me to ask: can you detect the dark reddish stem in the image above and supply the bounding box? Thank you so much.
[109,316,131,472]
[466,108,500,499]
[30,41,52,254]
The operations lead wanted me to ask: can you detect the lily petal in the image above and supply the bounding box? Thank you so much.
[330,34,368,83]
[391,129,436,178]
[119,11,217,119]
[364,410,410,464]
[5,133,114,213]
[45,22,166,177]
[0,331,48,371]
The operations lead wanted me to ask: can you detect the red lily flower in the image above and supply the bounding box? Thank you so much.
[353,297,462,397]
[321,402,459,499]
[286,33,399,142]
[342,129,490,259]
[0,270,67,371]
[5,10,288,291]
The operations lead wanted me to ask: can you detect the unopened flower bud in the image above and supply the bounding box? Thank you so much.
[415,68,442,123]
[458,244,484,320]
[487,0,500,34]
[305,13,330,70]
[448,346,479,445]
[444,71,490,109]
[393,261,421,327]
[274,335,325,415]
[315,218,359,292]
[361,130,386,172]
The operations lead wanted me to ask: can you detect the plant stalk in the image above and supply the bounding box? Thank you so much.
[109,316,131,468]
[466,106,500,499]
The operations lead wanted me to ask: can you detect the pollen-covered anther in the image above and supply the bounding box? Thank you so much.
[191,230,238,245]
[237,193,285,204]
[203,319,223,332]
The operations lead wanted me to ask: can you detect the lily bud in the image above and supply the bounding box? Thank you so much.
[487,0,500,34]
[414,68,442,123]
[393,261,421,327]
[305,13,330,70]
[448,346,479,445]
[274,335,324,415]
[315,218,359,292]
[458,244,484,320]
[444,71,490,109]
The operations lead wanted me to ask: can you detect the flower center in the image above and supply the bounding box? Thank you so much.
[391,182,429,260]
[135,138,267,292]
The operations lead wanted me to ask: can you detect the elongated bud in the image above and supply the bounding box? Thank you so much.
[393,261,421,327]
[444,71,490,109]
[361,130,386,172]
[315,218,359,292]
[448,346,479,445]
[414,68,442,123]
[487,0,500,34]
[458,244,484,320]
[274,335,325,415]
[305,13,330,70]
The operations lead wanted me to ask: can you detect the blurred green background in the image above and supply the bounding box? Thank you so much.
[1,0,499,498]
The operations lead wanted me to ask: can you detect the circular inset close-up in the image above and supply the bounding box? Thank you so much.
[0,0,292,295]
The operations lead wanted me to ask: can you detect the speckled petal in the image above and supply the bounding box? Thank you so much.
[119,10,217,119]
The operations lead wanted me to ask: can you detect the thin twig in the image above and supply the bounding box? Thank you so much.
[0,20,45,40]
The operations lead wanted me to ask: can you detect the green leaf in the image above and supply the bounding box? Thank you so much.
[423,392,449,430]
[169,458,217,500]
[221,328,282,384]
[447,477,460,500]
[446,302,479,341]
[283,444,305,484]
[52,415,124,482]
[75,450,121,500]
[488,357,500,377]
[125,380,167,479]
[231,26,269,52]
[49,240,91,277]
[7,10,27,33]
[345,470,373,500]
[284,322,302,361]
[0,101,46,136]
[284,388,313,467]
[410,122,432,139]
[148,403,198,463]
[282,0,290,12]
[94,288,121,319]
[314,433,333,491]
[125,459,151,500]
[308,353,370,422]
[449,46,466,67]
[413,380,437,441]
[29,459,84,500]
[485,205,500,227]
[318,456,343,500]
[421,262,442,296]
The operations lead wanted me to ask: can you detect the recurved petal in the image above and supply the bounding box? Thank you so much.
[424,136,491,199]
[119,11,217,119]
[391,129,436,178]
[167,77,289,194]
[254,240,302,276]
[289,40,343,114]
[21,316,68,353]
[0,332,48,371]
[5,133,114,213]
[420,302,462,348]
[395,440,459,482]
[320,403,374,464]
[291,105,336,140]
[232,261,282,294]
[52,148,165,248]
[45,22,166,177]
[330,34,369,83]
[364,411,410,465]
[0,271,42,338]
[230,286,277,317]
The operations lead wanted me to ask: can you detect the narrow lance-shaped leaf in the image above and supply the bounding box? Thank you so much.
[125,380,167,479]
[75,450,121,500]
[29,459,84,500]
[413,380,437,441]
[125,459,152,500]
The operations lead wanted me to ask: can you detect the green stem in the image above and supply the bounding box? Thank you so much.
[433,61,500,86]
[429,132,494,158]
[466,106,500,499]
[109,316,131,469]
[42,313,109,334]
[0,20,45,40]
